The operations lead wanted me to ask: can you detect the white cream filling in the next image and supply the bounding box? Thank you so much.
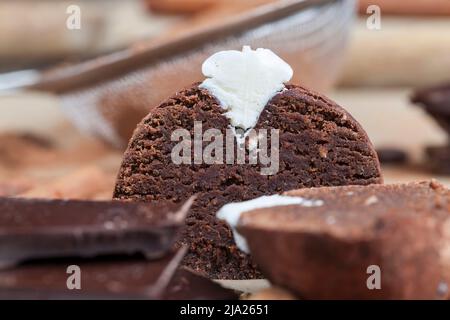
[216,195,324,253]
[200,46,293,132]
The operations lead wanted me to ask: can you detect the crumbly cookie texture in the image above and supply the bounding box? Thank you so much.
[114,82,382,280]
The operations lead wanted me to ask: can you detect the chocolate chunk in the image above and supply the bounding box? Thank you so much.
[376,148,408,164]
[0,180,32,197]
[113,84,382,279]
[237,181,450,299]
[164,268,238,300]
[411,84,450,137]
[425,145,450,175]
[411,85,450,174]
[0,248,187,300]
[0,197,194,267]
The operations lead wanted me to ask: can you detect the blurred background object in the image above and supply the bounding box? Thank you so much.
[339,0,450,87]
[334,0,450,185]
[0,0,450,202]
[358,0,450,16]
[0,0,179,72]
[145,0,218,14]
[338,17,450,87]
[1,0,355,147]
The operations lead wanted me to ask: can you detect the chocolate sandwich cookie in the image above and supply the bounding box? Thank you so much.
[114,47,382,279]
[0,197,193,267]
[233,181,450,299]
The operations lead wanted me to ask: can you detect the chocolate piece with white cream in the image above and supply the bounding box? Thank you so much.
[236,181,450,299]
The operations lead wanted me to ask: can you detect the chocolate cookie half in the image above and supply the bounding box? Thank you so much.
[113,47,382,279]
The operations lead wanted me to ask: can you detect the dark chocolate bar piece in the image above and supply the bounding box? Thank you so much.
[0,197,194,267]
[0,248,187,300]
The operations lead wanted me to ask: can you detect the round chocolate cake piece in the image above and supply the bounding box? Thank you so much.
[114,47,382,279]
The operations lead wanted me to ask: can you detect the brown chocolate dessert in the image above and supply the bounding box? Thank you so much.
[0,247,237,300]
[376,147,408,165]
[411,83,450,137]
[0,249,186,300]
[114,47,382,279]
[0,197,193,267]
[425,145,450,175]
[114,83,382,279]
[411,85,450,175]
[237,181,450,299]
